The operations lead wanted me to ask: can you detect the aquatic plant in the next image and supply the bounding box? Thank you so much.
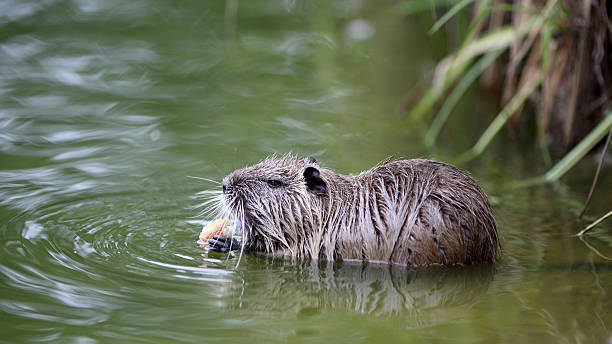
[399,0,612,180]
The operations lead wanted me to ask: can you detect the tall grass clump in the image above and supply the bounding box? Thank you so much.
[399,0,612,181]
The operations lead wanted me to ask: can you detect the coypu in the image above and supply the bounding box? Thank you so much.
[206,155,498,267]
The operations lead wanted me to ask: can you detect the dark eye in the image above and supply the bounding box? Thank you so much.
[267,179,282,188]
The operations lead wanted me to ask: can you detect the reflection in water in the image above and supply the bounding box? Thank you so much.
[225,259,494,322]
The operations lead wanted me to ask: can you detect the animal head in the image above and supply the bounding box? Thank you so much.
[221,155,327,254]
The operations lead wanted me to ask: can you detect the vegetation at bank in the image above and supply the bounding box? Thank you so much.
[399,0,612,229]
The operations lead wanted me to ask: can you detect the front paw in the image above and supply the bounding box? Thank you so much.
[206,235,242,253]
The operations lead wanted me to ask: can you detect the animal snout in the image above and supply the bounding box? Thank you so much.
[222,176,231,194]
[222,174,243,195]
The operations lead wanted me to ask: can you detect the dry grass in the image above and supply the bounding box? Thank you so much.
[400,0,612,174]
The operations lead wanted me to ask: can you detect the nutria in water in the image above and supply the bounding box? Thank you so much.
[206,155,498,267]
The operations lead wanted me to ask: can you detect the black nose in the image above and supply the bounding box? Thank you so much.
[222,184,227,194]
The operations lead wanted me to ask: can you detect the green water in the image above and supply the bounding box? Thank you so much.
[1,1,611,343]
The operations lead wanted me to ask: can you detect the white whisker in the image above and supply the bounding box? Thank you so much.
[187,176,222,185]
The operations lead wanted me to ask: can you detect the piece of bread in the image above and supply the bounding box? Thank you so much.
[199,218,229,242]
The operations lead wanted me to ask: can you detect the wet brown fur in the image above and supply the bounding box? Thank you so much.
[217,155,498,267]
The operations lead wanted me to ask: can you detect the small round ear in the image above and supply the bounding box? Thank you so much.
[304,156,316,164]
[303,167,326,196]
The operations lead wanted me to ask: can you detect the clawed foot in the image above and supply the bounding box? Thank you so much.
[206,235,242,253]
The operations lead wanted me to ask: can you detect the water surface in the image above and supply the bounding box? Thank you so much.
[1,1,611,343]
